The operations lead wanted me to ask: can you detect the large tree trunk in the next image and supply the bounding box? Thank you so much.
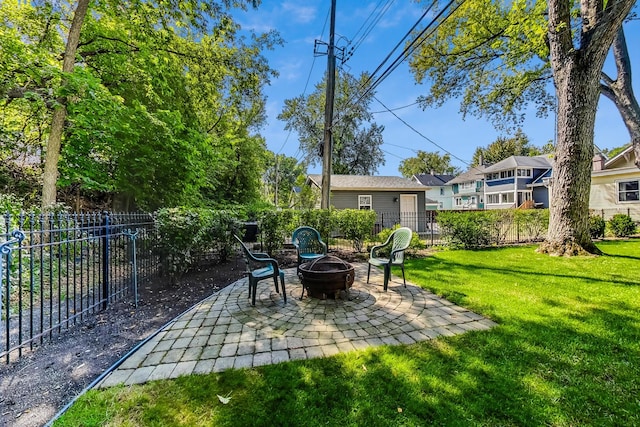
[539,63,602,256]
[539,0,634,256]
[41,0,90,210]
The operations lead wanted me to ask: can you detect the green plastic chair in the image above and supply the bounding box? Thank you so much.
[367,227,412,291]
[291,226,327,272]
[234,235,286,306]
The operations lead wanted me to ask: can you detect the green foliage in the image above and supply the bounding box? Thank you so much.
[514,209,549,241]
[155,207,241,281]
[210,209,241,262]
[263,154,306,208]
[471,130,545,166]
[607,214,637,237]
[436,211,493,249]
[257,209,294,256]
[1,1,279,209]
[398,150,461,177]
[588,214,606,239]
[333,209,377,252]
[296,209,333,243]
[409,0,552,130]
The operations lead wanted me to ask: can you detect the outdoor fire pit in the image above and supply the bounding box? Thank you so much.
[298,255,355,300]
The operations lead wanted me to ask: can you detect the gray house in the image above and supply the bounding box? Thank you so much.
[306,174,429,232]
[483,155,553,209]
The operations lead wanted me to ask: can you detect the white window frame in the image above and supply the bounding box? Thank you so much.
[500,170,515,179]
[501,192,515,203]
[358,194,372,210]
[517,168,532,177]
[617,179,640,203]
[486,193,500,204]
[454,197,463,206]
[486,172,500,181]
[460,181,474,190]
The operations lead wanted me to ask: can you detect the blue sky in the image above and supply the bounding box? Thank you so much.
[234,1,640,177]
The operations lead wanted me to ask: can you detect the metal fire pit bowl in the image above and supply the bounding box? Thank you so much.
[298,255,355,300]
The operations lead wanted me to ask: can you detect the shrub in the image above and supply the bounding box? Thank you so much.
[156,207,215,281]
[588,214,606,239]
[297,208,333,243]
[607,214,637,238]
[486,210,515,245]
[258,209,295,256]
[436,211,492,249]
[514,209,549,241]
[334,209,377,252]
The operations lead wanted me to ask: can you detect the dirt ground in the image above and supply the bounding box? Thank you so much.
[0,254,262,427]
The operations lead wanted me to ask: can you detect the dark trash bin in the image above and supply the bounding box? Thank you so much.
[242,222,259,242]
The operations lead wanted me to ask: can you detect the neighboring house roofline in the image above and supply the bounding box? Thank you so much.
[604,144,634,168]
[483,155,552,173]
[591,166,640,177]
[307,174,429,191]
[447,165,486,185]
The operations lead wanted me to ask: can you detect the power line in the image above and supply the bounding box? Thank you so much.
[275,7,331,155]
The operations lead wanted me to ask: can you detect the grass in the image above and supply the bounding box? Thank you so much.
[54,240,640,426]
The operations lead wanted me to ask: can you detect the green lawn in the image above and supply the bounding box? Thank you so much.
[55,240,640,426]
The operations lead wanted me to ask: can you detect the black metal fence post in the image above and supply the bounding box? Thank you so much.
[102,212,110,310]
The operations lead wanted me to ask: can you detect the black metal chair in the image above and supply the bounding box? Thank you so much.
[291,226,327,272]
[367,227,412,291]
[234,235,286,306]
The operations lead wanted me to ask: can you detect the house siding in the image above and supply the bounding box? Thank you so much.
[590,171,640,219]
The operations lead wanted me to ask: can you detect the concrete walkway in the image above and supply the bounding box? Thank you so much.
[97,263,496,388]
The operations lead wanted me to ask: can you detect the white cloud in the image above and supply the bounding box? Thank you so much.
[282,3,317,24]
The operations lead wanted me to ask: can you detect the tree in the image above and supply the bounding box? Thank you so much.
[470,130,551,166]
[538,0,635,255]
[41,0,90,210]
[1,1,278,210]
[278,70,385,175]
[263,154,306,208]
[410,0,634,255]
[398,151,461,177]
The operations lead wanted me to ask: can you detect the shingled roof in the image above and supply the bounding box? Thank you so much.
[307,174,428,191]
[413,173,455,186]
[447,165,487,185]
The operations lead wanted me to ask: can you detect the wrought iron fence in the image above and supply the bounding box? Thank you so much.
[1,212,159,363]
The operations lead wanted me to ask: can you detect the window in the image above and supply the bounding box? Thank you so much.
[487,170,515,180]
[517,168,532,177]
[501,192,515,203]
[440,188,445,196]
[487,194,500,204]
[358,195,372,210]
[618,180,639,202]
[438,202,444,209]
[455,197,463,206]
[460,181,474,190]
[487,193,514,204]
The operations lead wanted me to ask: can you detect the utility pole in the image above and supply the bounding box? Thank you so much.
[320,0,337,209]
